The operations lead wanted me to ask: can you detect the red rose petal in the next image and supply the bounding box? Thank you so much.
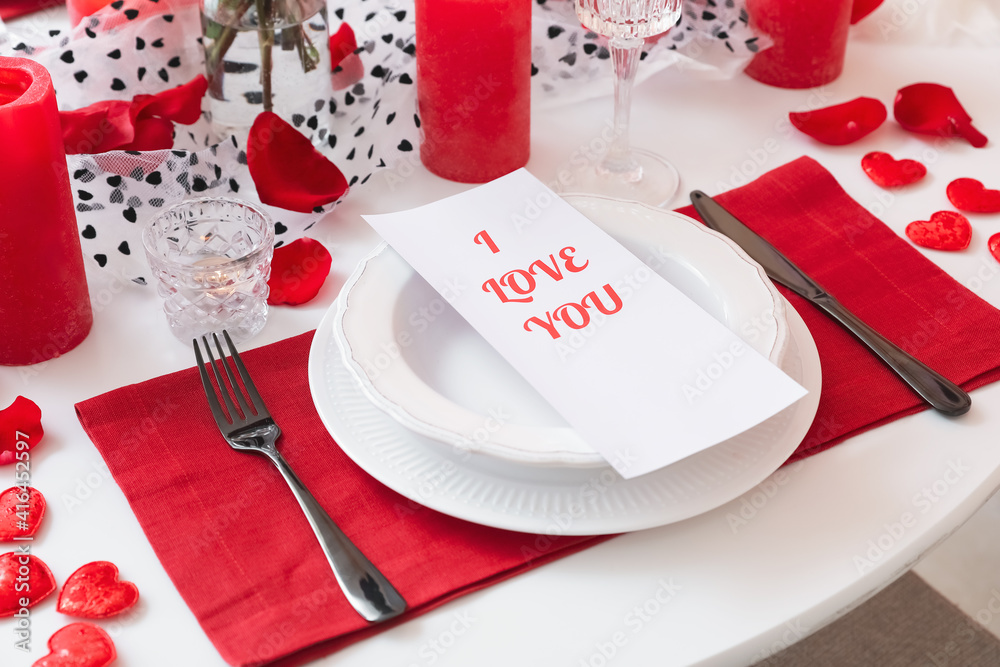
[894,83,988,148]
[851,0,884,23]
[60,75,205,155]
[332,52,366,91]
[118,116,175,152]
[330,23,364,89]
[329,22,358,71]
[57,561,139,619]
[247,111,349,213]
[132,74,208,125]
[0,486,46,542]
[267,238,333,305]
[860,151,927,188]
[0,552,56,616]
[32,623,117,667]
[789,97,887,145]
[946,178,1000,213]
[989,233,1000,264]
[905,211,972,251]
[60,100,135,155]
[0,396,43,466]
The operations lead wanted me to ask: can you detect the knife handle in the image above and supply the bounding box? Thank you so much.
[813,294,971,416]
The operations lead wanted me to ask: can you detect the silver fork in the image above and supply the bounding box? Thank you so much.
[193,331,407,623]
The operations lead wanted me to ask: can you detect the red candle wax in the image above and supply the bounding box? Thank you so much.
[67,0,114,27]
[744,0,852,89]
[0,57,93,366]
[415,0,531,183]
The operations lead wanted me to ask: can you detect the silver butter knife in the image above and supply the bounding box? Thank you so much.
[690,190,971,417]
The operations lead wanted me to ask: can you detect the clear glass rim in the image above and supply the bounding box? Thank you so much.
[141,196,275,276]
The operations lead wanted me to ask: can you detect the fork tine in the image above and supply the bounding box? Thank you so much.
[194,337,229,426]
[201,334,242,425]
[221,330,269,418]
[210,332,257,420]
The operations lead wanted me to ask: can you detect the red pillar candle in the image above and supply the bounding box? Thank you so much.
[414,0,531,183]
[744,0,852,89]
[0,58,93,366]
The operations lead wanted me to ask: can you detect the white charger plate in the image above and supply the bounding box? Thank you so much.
[308,293,820,534]
[334,195,792,467]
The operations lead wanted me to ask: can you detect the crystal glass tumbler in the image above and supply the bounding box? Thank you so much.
[142,197,274,344]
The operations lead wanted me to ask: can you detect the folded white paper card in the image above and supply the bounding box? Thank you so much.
[363,170,807,478]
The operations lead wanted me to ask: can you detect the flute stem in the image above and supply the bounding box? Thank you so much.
[600,36,643,183]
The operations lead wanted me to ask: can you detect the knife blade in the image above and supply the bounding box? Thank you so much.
[690,190,971,417]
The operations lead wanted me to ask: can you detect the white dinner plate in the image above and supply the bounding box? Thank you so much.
[333,195,792,467]
[309,293,821,535]
[309,197,821,535]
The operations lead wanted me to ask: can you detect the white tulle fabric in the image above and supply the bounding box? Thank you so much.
[1,0,760,283]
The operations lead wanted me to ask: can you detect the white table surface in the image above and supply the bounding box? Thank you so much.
[4,5,1000,666]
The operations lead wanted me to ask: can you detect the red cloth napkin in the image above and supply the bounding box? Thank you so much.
[0,0,63,20]
[76,156,1000,665]
[75,331,610,667]
[676,156,1000,461]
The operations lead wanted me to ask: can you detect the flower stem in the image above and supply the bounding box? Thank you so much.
[204,0,253,97]
[257,0,275,112]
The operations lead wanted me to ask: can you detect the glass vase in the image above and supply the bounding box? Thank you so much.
[201,0,333,143]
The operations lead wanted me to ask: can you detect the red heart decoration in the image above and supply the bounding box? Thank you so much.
[247,111,349,213]
[0,552,56,616]
[33,622,117,667]
[0,396,44,466]
[267,238,334,306]
[988,233,1000,264]
[57,561,139,619]
[861,152,927,188]
[946,178,1000,213]
[905,211,972,251]
[0,486,46,542]
[789,97,887,146]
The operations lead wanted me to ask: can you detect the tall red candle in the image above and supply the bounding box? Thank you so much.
[415,0,531,183]
[0,57,93,365]
[744,0,852,89]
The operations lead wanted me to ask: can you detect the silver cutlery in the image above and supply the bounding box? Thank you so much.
[690,190,972,417]
[193,331,407,622]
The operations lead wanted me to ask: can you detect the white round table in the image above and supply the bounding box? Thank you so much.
[3,5,1000,666]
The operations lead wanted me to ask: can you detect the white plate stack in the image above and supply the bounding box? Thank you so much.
[308,195,822,535]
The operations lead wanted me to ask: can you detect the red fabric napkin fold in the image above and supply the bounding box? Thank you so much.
[0,0,63,20]
[75,156,1000,665]
[75,332,610,667]
[676,155,1000,461]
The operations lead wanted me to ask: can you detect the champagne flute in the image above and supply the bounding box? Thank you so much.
[571,0,684,206]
